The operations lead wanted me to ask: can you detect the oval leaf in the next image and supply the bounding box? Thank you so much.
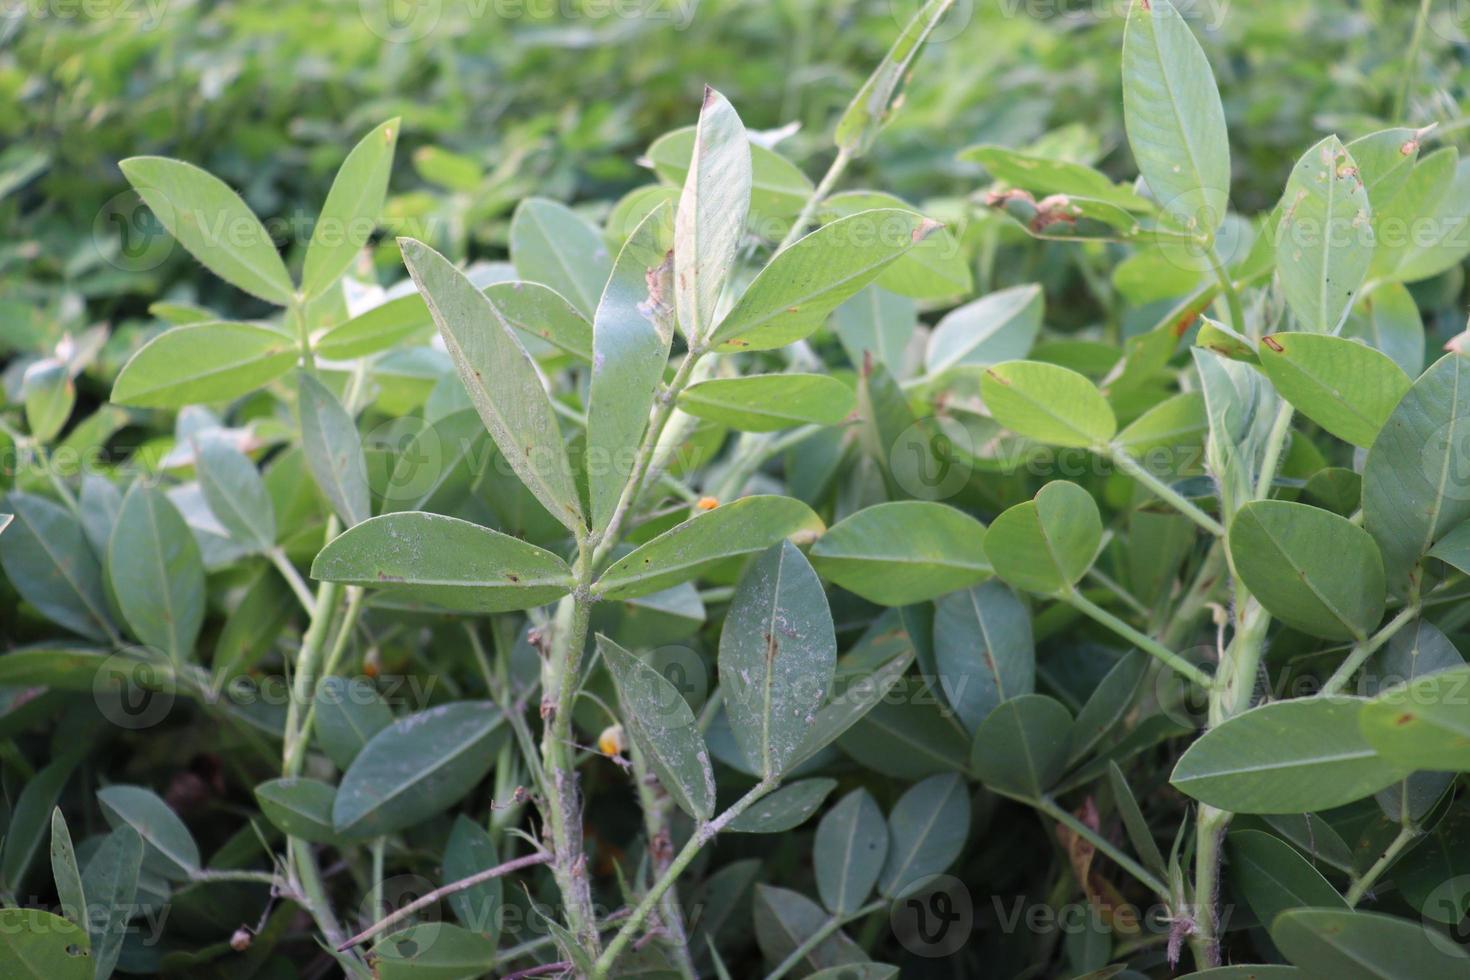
[111,322,297,408]
[981,360,1117,447]
[677,374,855,432]
[984,481,1102,596]
[810,501,989,606]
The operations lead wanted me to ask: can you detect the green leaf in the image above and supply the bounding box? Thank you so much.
[753,885,866,975]
[1274,137,1374,332]
[980,360,1116,447]
[676,88,751,343]
[789,649,915,770]
[1370,148,1470,284]
[835,0,956,157]
[601,635,715,820]
[1170,698,1408,813]
[1363,353,1470,592]
[594,495,823,600]
[586,203,675,531]
[0,908,92,980]
[1344,281,1424,378]
[983,481,1102,596]
[301,118,399,300]
[1108,762,1168,881]
[833,285,916,375]
[315,675,394,770]
[969,694,1073,802]
[443,816,502,944]
[1121,0,1230,234]
[1348,127,1423,212]
[1257,333,1411,448]
[1067,650,1150,764]
[253,778,339,843]
[2,753,80,893]
[933,581,1034,733]
[729,778,836,833]
[810,501,990,606]
[925,284,1043,376]
[380,409,490,515]
[709,209,939,352]
[312,512,574,612]
[837,676,971,778]
[820,191,971,301]
[194,436,275,551]
[119,156,293,304]
[961,145,1151,211]
[111,321,297,407]
[79,826,142,980]
[1429,519,1470,575]
[0,492,113,640]
[814,788,888,915]
[1227,500,1385,641]
[108,483,206,661]
[333,701,507,840]
[1227,829,1346,927]
[1360,666,1470,772]
[400,237,585,535]
[373,922,498,980]
[297,372,371,527]
[877,772,970,898]
[1271,908,1469,978]
[646,124,810,219]
[677,374,855,432]
[22,359,73,443]
[49,810,85,930]
[509,197,610,319]
[1114,391,1207,457]
[96,784,200,880]
[720,540,836,778]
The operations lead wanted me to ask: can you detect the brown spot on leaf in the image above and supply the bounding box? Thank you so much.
[1262,336,1284,352]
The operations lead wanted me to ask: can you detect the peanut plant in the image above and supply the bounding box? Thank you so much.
[2,0,1470,977]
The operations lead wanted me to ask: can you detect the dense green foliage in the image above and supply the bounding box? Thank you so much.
[5,1,1470,978]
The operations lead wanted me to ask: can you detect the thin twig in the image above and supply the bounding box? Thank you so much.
[336,851,552,951]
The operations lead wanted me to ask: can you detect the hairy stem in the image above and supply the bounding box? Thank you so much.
[629,742,697,979]
[592,780,776,978]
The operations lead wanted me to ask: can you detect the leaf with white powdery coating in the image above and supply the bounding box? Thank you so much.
[676,88,751,343]
[586,203,675,532]
[601,635,715,820]
[312,512,574,612]
[400,237,585,534]
[719,540,836,779]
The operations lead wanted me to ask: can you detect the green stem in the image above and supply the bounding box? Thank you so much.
[1346,824,1419,906]
[764,899,886,980]
[1036,796,1171,900]
[1108,447,1225,537]
[1063,590,1214,689]
[1253,402,1295,500]
[269,548,318,614]
[1206,241,1245,331]
[629,742,698,980]
[1320,603,1421,696]
[1188,805,1230,969]
[775,146,851,255]
[592,779,776,978]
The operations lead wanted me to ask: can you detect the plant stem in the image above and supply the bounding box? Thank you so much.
[1320,603,1421,696]
[629,742,697,980]
[764,899,886,980]
[282,551,346,778]
[1346,824,1419,906]
[1188,805,1229,969]
[775,146,851,255]
[1063,590,1214,689]
[1252,402,1295,500]
[540,579,600,957]
[1108,448,1225,537]
[592,780,776,978]
[1036,796,1171,900]
[1206,241,1245,331]
[270,548,319,613]
[592,350,704,568]
[337,851,553,950]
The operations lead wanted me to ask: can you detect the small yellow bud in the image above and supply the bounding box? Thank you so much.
[697,496,719,511]
[597,725,625,757]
